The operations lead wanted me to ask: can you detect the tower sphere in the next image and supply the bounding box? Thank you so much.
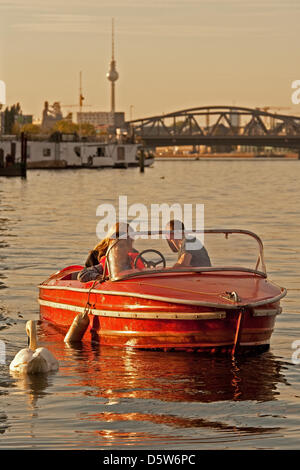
[107,68,119,82]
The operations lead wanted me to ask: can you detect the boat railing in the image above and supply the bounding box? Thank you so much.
[103,229,266,281]
[110,266,268,282]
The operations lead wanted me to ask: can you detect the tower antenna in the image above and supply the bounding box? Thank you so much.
[106,17,119,117]
[79,71,85,112]
[79,71,84,138]
[112,17,115,61]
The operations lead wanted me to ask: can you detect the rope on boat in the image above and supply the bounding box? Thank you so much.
[85,278,99,310]
[232,310,243,357]
[64,279,99,343]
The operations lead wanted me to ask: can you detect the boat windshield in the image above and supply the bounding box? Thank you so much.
[105,229,266,281]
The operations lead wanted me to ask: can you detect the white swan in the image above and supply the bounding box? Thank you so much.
[9,320,59,374]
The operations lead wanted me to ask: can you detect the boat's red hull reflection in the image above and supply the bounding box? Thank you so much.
[30,321,287,445]
[39,321,287,405]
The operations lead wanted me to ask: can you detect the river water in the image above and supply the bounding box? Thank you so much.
[0,160,299,450]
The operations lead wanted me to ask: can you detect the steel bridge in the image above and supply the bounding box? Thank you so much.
[128,106,300,150]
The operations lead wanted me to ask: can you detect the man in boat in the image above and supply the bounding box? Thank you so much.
[78,223,144,282]
[165,219,211,268]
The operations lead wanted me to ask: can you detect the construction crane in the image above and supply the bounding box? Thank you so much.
[257,106,291,113]
[61,72,92,114]
[255,106,292,131]
[60,72,95,138]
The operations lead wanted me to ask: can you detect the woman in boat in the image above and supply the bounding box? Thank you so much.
[78,222,144,282]
[84,236,111,267]
[165,219,211,268]
[84,222,132,267]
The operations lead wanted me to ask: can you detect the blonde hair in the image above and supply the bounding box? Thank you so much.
[93,238,110,261]
[93,222,133,262]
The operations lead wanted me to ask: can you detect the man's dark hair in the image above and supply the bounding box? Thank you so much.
[168,219,185,239]
[168,219,185,231]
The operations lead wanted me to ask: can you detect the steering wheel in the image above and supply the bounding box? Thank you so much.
[134,249,166,269]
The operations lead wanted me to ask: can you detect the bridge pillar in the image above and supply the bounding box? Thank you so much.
[139,148,145,172]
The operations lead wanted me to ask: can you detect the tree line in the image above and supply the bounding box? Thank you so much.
[1,103,100,137]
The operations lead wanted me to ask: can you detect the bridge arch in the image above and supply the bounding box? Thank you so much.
[129,106,300,149]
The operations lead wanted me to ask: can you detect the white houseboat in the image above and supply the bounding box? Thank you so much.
[0,139,154,169]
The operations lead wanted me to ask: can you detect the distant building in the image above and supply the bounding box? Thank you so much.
[77,111,125,129]
[229,111,240,129]
[41,101,64,130]
[15,114,33,125]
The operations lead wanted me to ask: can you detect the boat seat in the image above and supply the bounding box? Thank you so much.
[61,271,80,281]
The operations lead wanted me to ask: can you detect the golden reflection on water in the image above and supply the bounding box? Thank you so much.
[1,321,286,448]
[1,285,294,448]
[30,323,288,438]
[59,343,286,404]
[1,162,300,448]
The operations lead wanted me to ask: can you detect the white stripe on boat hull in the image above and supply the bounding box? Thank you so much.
[38,299,281,320]
[38,299,226,320]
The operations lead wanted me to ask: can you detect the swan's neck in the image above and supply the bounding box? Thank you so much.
[28,323,38,351]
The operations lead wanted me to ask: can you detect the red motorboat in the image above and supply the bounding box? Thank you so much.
[38,229,287,354]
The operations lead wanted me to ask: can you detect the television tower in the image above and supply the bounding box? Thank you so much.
[106,18,119,114]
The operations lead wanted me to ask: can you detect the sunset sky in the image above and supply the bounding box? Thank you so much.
[0,0,299,121]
